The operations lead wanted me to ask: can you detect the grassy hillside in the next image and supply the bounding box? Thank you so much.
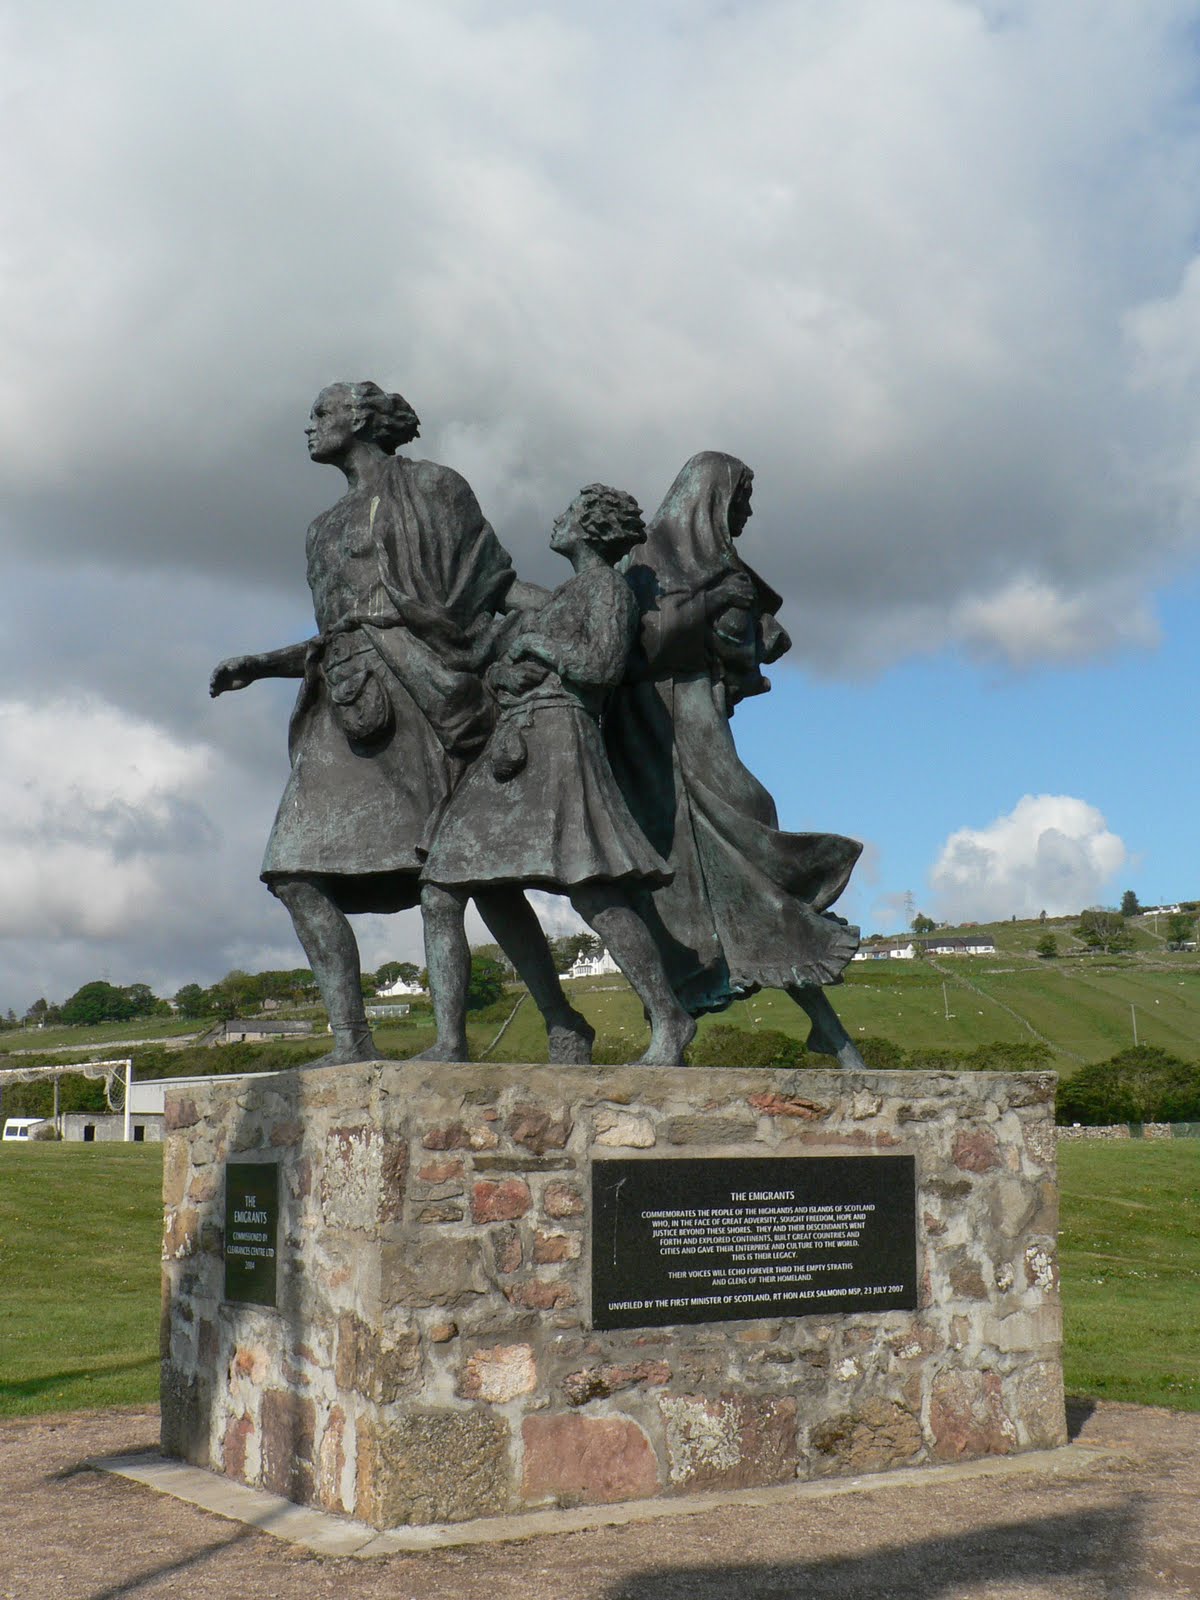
[3,916,1197,1084]
[1,1140,1196,1417]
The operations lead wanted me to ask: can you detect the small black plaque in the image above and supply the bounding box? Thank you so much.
[592,1155,917,1330]
[223,1162,278,1307]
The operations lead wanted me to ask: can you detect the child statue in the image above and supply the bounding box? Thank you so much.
[420,485,697,1065]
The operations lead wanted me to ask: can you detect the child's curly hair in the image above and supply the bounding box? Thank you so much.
[571,484,646,557]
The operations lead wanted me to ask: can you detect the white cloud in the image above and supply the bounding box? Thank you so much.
[950,575,1161,666]
[0,692,301,1007]
[930,794,1127,923]
[0,696,213,941]
[2,2,1200,662]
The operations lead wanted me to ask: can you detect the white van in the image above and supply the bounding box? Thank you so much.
[2,1117,48,1141]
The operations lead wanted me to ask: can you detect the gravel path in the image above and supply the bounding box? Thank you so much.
[2,1400,1198,1598]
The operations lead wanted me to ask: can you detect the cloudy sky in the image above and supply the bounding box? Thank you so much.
[3,0,1200,1011]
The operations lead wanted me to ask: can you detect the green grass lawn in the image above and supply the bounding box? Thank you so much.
[1058,1139,1200,1410]
[0,1144,163,1416]
[2,1138,1198,1421]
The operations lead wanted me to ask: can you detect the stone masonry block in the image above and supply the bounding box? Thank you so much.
[260,1389,316,1502]
[522,1414,660,1505]
[380,1233,490,1308]
[929,1369,1017,1460]
[471,1178,532,1222]
[457,1342,538,1402]
[334,1312,420,1403]
[321,1126,381,1231]
[660,1395,798,1490]
[810,1398,922,1474]
[358,1411,510,1526]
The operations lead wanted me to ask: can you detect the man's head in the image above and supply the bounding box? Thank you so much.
[305,382,420,462]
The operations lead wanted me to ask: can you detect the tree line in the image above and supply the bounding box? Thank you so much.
[5,934,607,1032]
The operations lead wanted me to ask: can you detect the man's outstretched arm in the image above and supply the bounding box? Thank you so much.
[210,639,316,696]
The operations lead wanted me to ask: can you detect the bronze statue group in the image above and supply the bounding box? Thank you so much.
[212,382,866,1071]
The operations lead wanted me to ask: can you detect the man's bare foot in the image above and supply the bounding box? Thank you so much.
[830,1038,868,1070]
[407,1038,469,1063]
[547,1008,595,1065]
[635,1012,697,1067]
[306,1028,382,1068]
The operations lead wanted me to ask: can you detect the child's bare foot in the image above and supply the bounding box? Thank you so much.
[548,1008,595,1065]
[635,1012,696,1067]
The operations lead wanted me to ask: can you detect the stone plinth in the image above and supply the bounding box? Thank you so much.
[161,1063,1064,1527]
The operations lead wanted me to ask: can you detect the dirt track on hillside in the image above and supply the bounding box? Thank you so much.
[2,1400,1199,1598]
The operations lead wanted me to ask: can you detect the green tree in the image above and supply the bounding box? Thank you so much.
[466,954,509,1012]
[1166,913,1196,946]
[1120,889,1141,918]
[911,913,936,935]
[550,933,603,972]
[122,982,167,1017]
[1056,1047,1200,1125]
[375,960,421,989]
[1035,932,1059,959]
[60,981,134,1025]
[1074,908,1132,953]
[207,969,265,1018]
[174,983,211,1018]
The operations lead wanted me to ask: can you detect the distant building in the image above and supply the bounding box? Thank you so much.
[916,935,997,957]
[199,1018,314,1046]
[61,1112,163,1144]
[59,1069,276,1142]
[851,934,996,962]
[852,941,916,961]
[562,948,621,979]
[378,975,425,998]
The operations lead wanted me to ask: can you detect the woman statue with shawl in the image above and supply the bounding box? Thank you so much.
[605,451,867,1067]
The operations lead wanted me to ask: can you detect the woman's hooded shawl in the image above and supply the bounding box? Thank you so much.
[606,452,861,1013]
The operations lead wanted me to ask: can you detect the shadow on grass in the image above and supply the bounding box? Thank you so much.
[0,1353,159,1406]
[605,1498,1144,1600]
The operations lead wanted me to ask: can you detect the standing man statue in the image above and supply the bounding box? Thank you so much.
[210,381,593,1065]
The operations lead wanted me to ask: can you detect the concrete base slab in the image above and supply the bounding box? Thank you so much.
[96,1443,1122,1559]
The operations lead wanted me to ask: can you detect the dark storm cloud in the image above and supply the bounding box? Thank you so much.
[4,0,1200,1005]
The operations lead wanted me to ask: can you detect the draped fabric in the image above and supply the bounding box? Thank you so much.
[261,456,514,908]
[606,452,861,1013]
[422,565,670,890]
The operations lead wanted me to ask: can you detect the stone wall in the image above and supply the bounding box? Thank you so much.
[161,1062,1065,1528]
[1056,1122,1189,1141]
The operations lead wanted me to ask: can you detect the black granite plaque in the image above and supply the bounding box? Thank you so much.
[223,1162,278,1307]
[591,1155,916,1330]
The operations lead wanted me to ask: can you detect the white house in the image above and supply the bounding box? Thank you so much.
[852,941,916,961]
[378,974,426,998]
[563,948,621,979]
[917,936,997,957]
